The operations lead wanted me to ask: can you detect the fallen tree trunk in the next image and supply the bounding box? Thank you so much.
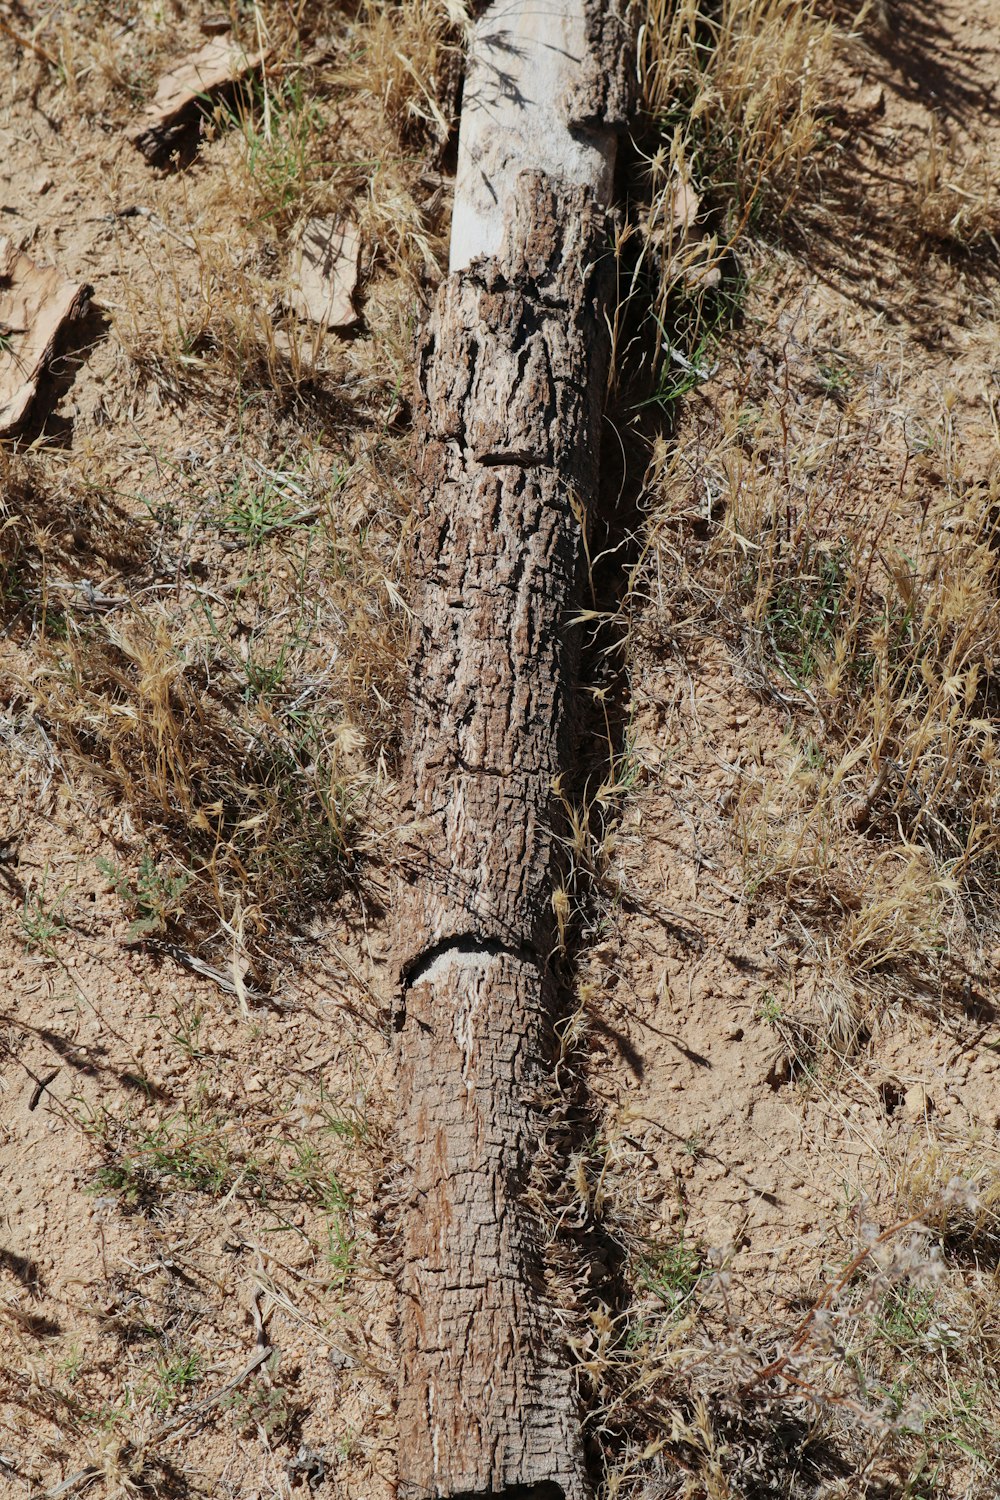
[394,6,634,1496]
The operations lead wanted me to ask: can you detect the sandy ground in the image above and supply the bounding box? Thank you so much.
[607,0,1000,1306]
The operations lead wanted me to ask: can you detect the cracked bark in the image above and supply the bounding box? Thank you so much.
[394,5,635,1496]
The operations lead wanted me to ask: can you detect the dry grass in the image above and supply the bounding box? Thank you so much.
[0,41,449,1475]
[640,379,1000,1013]
[896,1138,1000,1262]
[341,0,469,144]
[580,1117,1000,1498]
[0,977,387,1496]
[913,125,999,249]
[1,429,405,972]
[591,3,1000,1495]
[5,1,1000,1496]
[640,0,835,222]
[613,0,836,415]
[0,9,453,1483]
[0,0,466,974]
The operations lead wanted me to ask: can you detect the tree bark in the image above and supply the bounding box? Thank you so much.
[394,6,634,1497]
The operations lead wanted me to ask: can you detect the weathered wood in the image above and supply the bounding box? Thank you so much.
[394,5,635,1496]
[397,181,609,975]
[285,217,360,329]
[397,949,583,1500]
[0,238,91,435]
[130,37,267,165]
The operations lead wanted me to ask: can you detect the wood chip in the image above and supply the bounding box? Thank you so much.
[200,13,232,36]
[848,81,886,119]
[656,175,722,294]
[130,37,267,165]
[0,237,91,436]
[285,218,360,330]
[681,247,722,293]
[669,175,701,233]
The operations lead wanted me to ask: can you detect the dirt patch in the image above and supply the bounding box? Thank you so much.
[592,1,1000,1489]
[0,2,427,1491]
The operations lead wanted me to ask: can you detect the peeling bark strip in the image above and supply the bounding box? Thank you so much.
[394,5,634,1497]
[0,237,91,436]
[130,38,267,165]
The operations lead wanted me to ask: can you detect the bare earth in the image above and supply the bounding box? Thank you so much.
[611,0,1000,1300]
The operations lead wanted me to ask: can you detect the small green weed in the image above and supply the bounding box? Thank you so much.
[20,871,68,954]
[217,466,311,548]
[761,541,851,688]
[153,1350,203,1410]
[756,988,783,1025]
[97,852,191,939]
[326,1215,356,1298]
[682,1133,705,1160]
[818,358,852,395]
[222,1375,291,1438]
[286,1139,353,1208]
[59,1346,85,1385]
[873,1286,946,1355]
[88,1106,244,1207]
[225,74,324,224]
[638,327,720,416]
[860,1298,1000,1485]
[637,1236,704,1310]
[155,996,205,1060]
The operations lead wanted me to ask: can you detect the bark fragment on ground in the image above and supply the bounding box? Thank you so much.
[0,237,91,435]
[392,4,636,1494]
[285,218,360,330]
[130,37,267,165]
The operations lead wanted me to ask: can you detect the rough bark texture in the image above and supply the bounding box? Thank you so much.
[394,6,635,1496]
[397,948,583,1500]
[397,181,609,978]
[572,1,640,130]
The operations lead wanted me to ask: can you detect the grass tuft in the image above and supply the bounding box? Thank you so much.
[644,385,1000,1019]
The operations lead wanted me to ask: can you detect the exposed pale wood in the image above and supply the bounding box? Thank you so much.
[0,238,90,436]
[450,3,612,271]
[130,38,267,165]
[394,3,635,1495]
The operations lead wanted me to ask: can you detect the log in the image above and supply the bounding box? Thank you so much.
[394,5,634,1497]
